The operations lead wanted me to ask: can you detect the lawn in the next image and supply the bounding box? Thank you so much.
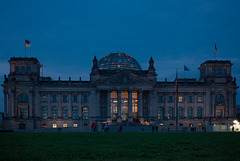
[0,132,239,161]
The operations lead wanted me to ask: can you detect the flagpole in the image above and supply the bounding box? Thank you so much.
[175,68,178,132]
[25,41,26,57]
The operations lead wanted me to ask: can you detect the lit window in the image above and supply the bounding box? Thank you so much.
[188,96,193,103]
[73,107,79,119]
[53,124,57,128]
[178,107,183,119]
[197,107,202,118]
[73,124,78,127]
[197,96,202,103]
[83,106,89,120]
[63,95,68,102]
[132,91,138,113]
[178,96,183,103]
[63,124,67,128]
[199,123,203,127]
[158,107,164,119]
[41,107,48,119]
[52,107,58,119]
[62,107,68,119]
[188,107,193,119]
[42,124,46,128]
[159,96,163,103]
[18,93,29,104]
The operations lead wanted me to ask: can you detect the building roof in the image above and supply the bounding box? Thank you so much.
[98,53,142,71]
[9,57,39,62]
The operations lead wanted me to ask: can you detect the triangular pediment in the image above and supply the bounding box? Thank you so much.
[96,71,154,85]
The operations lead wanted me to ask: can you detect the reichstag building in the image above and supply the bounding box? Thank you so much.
[2,53,238,131]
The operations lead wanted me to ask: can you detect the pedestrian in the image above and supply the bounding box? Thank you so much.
[168,127,170,132]
[92,123,96,132]
[232,126,234,132]
[105,122,109,132]
[117,125,120,132]
[155,126,158,132]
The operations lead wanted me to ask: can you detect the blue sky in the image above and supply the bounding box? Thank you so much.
[0,0,240,112]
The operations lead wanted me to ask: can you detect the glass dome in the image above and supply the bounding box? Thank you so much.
[98,53,142,70]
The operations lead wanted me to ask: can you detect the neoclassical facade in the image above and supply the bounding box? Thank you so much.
[2,53,238,130]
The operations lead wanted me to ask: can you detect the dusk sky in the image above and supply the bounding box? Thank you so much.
[0,0,240,112]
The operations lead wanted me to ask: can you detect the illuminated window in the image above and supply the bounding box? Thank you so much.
[178,96,183,103]
[73,107,79,119]
[168,107,173,119]
[73,124,78,127]
[197,107,202,118]
[199,123,203,127]
[63,124,67,128]
[52,107,58,119]
[41,107,48,119]
[62,107,68,119]
[158,107,164,119]
[121,91,128,121]
[188,96,193,103]
[197,96,202,103]
[42,124,46,128]
[178,107,183,119]
[132,91,138,120]
[110,91,118,120]
[18,93,29,104]
[188,107,193,119]
[83,106,89,120]
[63,95,68,102]
[20,109,27,119]
[53,124,57,128]
[159,96,163,103]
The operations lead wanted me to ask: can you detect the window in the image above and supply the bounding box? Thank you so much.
[73,107,79,119]
[212,69,215,74]
[178,107,183,119]
[73,95,78,102]
[121,91,128,121]
[159,96,163,103]
[83,106,89,120]
[178,96,183,103]
[52,95,57,102]
[197,107,202,119]
[63,124,67,128]
[188,107,193,119]
[169,96,173,103]
[41,107,48,119]
[132,91,138,120]
[168,107,173,119]
[73,124,78,127]
[53,124,57,128]
[216,94,224,103]
[18,93,29,104]
[83,95,88,103]
[22,66,25,73]
[27,66,31,73]
[62,107,68,119]
[217,69,220,74]
[197,96,202,103]
[222,69,226,74]
[216,108,223,118]
[20,109,27,119]
[52,107,58,119]
[15,66,19,73]
[158,107,164,119]
[63,95,68,102]
[111,91,118,120]
[41,94,47,102]
[188,96,193,103]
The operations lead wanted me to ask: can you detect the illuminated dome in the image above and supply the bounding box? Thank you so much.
[98,53,142,70]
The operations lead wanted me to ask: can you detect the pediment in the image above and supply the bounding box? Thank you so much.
[96,71,154,85]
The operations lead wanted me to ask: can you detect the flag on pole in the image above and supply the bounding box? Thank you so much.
[25,40,30,47]
[215,43,219,55]
[184,65,190,71]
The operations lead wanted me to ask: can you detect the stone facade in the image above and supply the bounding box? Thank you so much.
[1,54,238,130]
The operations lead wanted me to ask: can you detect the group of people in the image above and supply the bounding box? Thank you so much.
[151,125,158,132]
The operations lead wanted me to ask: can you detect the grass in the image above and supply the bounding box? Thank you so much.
[0,132,240,161]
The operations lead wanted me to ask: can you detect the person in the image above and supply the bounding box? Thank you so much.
[232,126,234,132]
[168,127,170,132]
[105,122,109,132]
[117,125,120,132]
[155,126,158,132]
[92,123,96,132]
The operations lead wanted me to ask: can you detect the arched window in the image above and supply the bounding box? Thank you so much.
[178,107,183,119]
[62,107,68,119]
[158,107,164,119]
[52,107,58,119]
[73,107,79,119]
[15,66,19,73]
[18,93,29,104]
[41,107,48,119]
[197,107,202,119]
[188,107,193,119]
[83,106,89,120]
[168,107,173,120]
[216,94,224,103]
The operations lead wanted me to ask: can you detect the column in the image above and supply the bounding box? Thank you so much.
[29,90,33,118]
[107,90,111,122]
[4,91,8,117]
[128,90,132,121]
[117,90,121,122]
[96,90,100,119]
[184,93,188,118]
[138,90,143,121]
[194,93,197,118]
[68,92,72,119]
[58,92,61,118]
[164,93,168,119]
[211,92,215,118]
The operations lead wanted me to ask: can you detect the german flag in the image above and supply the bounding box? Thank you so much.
[215,43,219,55]
[25,40,30,47]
